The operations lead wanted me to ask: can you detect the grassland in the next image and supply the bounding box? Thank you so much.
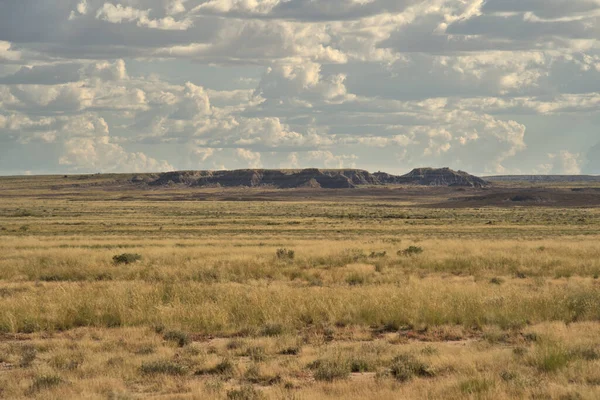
[0,175,599,399]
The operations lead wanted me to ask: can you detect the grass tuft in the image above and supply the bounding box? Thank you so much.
[490,277,504,285]
[276,248,295,261]
[459,378,495,394]
[309,358,350,382]
[29,374,63,393]
[163,330,191,347]
[140,360,187,375]
[196,358,235,378]
[112,253,142,265]
[261,323,284,337]
[389,354,435,382]
[399,246,423,256]
[19,345,37,368]
[529,342,571,373]
[227,385,265,400]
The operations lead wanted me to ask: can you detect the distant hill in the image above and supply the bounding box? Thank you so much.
[143,167,488,189]
[383,167,488,188]
[486,175,600,183]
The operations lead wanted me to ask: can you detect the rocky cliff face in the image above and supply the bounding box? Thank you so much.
[396,167,488,187]
[146,168,488,189]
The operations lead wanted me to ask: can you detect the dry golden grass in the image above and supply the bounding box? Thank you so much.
[1,323,599,399]
[0,179,599,398]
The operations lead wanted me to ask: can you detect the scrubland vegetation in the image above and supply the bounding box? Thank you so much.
[0,179,599,399]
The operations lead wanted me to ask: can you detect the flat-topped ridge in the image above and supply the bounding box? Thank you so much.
[143,167,488,189]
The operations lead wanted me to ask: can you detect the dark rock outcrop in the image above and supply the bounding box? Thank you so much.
[146,167,488,189]
[395,167,488,188]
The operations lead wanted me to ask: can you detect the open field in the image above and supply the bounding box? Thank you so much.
[1,175,600,399]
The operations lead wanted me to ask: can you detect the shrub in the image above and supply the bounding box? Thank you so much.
[196,359,235,378]
[490,277,504,285]
[106,357,124,367]
[19,345,37,368]
[513,347,528,357]
[515,271,527,279]
[227,386,265,400]
[483,331,510,344]
[227,339,244,350]
[389,354,435,382]
[276,248,295,261]
[112,253,142,265]
[523,333,539,342]
[29,375,63,392]
[242,346,267,362]
[399,246,423,257]
[94,272,113,281]
[14,210,35,217]
[141,360,187,375]
[213,359,235,376]
[459,378,494,394]
[39,272,87,282]
[134,344,156,355]
[343,248,367,262]
[571,345,600,361]
[421,345,439,356]
[261,323,284,337]
[50,352,84,370]
[244,364,262,383]
[349,357,373,373]
[530,343,571,373]
[194,268,220,283]
[500,370,519,382]
[163,330,191,347]
[309,358,350,381]
[244,364,281,385]
[346,273,367,286]
[279,346,301,356]
[369,251,387,258]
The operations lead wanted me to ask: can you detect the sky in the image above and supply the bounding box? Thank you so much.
[0,0,599,176]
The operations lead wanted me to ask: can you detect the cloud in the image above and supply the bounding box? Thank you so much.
[195,0,418,21]
[235,148,262,168]
[256,61,353,104]
[85,59,128,81]
[195,116,312,149]
[446,14,600,43]
[307,150,358,169]
[159,81,212,123]
[94,2,193,30]
[77,1,89,15]
[8,83,94,113]
[537,151,584,174]
[380,2,600,55]
[0,59,128,86]
[0,41,21,62]
[96,3,150,24]
[481,0,600,20]
[281,152,300,168]
[0,0,599,175]
[192,147,217,162]
[0,63,82,85]
[155,19,348,64]
[59,135,174,173]
[0,112,110,144]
